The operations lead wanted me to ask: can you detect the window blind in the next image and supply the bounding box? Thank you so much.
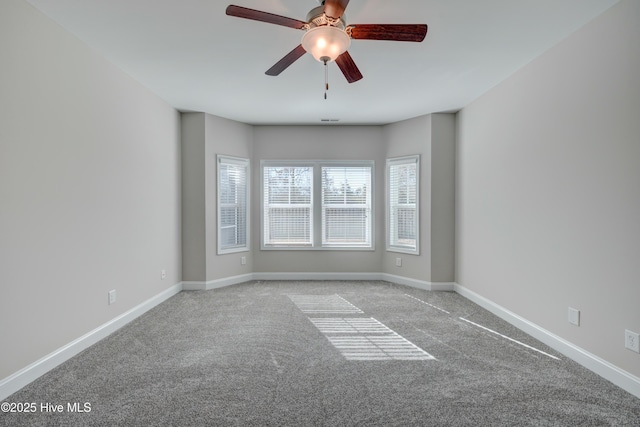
[387,156,419,253]
[321,166,372,247]
[263,166,313,246]
[218,155,249,254]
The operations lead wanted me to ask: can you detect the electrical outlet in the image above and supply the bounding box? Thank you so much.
[161,270,166,280]
[395,258,402,267]
[568,307,580,326]
[108,290,116,305]
[241,256,246,265]
[625,330,640,353]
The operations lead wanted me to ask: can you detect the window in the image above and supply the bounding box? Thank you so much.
[321,166,372,247]
[387,155,419,254]
[217,155,249,254]
[262,161,373,250]
[263,165,313,247]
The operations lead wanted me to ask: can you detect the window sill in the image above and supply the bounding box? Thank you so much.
[386,247,419,255]
[261,246,375,252]
[218,247,250,255]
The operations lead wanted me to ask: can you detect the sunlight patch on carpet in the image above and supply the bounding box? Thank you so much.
[287,294,363,314]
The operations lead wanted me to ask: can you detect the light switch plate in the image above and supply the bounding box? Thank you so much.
[568,307,580,326]
[108,290,116,305]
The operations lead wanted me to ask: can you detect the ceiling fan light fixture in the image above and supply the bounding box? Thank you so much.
[301,25,351,63]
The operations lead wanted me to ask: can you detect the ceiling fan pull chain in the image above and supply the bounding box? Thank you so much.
[323,57,329,99]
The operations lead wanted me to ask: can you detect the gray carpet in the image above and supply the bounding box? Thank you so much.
[2,281,639,426]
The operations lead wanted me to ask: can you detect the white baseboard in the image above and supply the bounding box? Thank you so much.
[252,272,455,292]
[0,283,183,401]
[380,273,456,291]
[182,273,254,291]
[252,272,382,282]
[181,272,455,292]
[454,283,640,399]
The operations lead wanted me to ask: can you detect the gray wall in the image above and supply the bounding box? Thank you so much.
[181,113,253,282]
[384,116,432,280]
[0,0,182,380]
[183,121,455,283]
[181,113,207,281]
[456,0,640,378]
[383,114,456,282]
[205,114,253,281]
[252,126,386,274]
[430,115,456,282]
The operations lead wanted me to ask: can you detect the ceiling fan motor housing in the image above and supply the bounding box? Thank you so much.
[306,6,346,30]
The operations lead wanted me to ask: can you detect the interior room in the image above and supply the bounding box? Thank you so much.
[1,0,638,424]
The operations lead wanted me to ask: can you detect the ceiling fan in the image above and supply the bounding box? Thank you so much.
[225,0,427,86]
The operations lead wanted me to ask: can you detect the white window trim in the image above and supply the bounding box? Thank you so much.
[386,155,420,255]
[217,154,250,255]
[261,160,375,251]
[261,161,315,249]
[321,163,373,249]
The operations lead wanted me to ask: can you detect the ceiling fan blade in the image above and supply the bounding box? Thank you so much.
[335,51,363,84]
[226,5,307,30]
[347,24,428,42]
[323,0,350,19]
[265,45,307,76]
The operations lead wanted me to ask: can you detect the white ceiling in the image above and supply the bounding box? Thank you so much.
[26,0,618,125]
